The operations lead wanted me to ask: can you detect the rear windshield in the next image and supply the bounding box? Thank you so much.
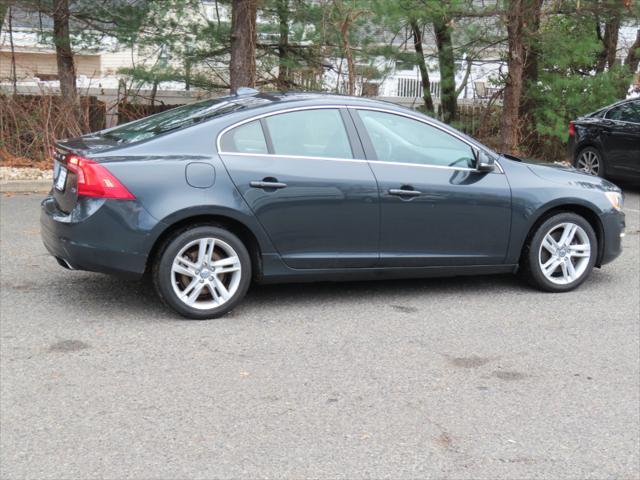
[101,96,270,144]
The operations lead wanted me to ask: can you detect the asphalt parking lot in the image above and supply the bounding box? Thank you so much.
[1,188,639,479]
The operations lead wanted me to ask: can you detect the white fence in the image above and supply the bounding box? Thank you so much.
[396,78,441,99]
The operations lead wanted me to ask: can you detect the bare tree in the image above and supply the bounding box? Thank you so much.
[52,0,79,112]
[230,0,258,92]
[6,5,18,95]
[276,0,291,90]
[328,0,367,96]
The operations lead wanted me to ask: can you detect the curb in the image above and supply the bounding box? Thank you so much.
[1,180,51,193]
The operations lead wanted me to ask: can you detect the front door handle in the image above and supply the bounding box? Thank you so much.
[250,179,288,189]
[388,187,421,198]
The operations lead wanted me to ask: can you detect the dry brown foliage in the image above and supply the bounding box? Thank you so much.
[0,92,104,168]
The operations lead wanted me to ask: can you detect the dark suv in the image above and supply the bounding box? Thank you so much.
[569,98,640,183]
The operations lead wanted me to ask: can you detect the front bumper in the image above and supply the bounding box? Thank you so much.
[599,209,625,266]
[40,194,159,278]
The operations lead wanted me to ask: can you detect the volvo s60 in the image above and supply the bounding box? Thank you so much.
[41,90,626,319]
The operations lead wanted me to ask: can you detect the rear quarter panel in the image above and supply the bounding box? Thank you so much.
[87,120,279,257]
[572,120,604,159]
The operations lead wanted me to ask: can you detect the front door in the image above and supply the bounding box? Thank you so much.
[218,108,379,269]
[352,108,512,267]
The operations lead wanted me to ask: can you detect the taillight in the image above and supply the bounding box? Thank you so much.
[66,155,135,200]
[568,121,575,137]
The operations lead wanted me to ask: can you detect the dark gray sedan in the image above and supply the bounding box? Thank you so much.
[41,91,626,319]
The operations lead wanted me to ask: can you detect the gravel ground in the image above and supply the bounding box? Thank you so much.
[0,190,639,480]
[0,166,50,182]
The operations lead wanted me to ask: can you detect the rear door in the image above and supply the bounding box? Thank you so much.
[218,107,380,269]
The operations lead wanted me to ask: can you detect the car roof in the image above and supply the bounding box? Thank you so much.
[585,97,639,117]
[227,90,405,111]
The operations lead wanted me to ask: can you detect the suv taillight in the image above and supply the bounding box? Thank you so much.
[66,155,135,200]
[568,121,575,137]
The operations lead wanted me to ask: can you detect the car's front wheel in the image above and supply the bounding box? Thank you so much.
[522,212,597,292]
[153,225,251,319]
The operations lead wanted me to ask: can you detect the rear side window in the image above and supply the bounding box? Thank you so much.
[220,120,268,153]
[264,109,353,159]
[102,99,247,144]
[606,102,640,123]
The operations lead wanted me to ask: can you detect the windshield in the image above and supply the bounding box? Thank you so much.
[102,98,248,144]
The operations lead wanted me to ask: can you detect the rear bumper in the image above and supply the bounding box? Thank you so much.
[40,194,160,279]
[599,210,625,266]
[567,136,574,163]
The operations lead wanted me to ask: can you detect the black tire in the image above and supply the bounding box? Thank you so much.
[521,212,598,292]
[152,225,251,320]
[574,146,605,178]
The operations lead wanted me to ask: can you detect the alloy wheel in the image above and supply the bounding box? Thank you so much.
[171,237,242,310]
[538,222,591,285]
[576,150,600,176]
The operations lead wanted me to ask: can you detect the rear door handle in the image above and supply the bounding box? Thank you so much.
[388,188,421,197]
[250,180,288,189]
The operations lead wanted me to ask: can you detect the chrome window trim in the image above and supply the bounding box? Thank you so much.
[216,104,504,173]
[603,118,640,126]
[218,151,487,172]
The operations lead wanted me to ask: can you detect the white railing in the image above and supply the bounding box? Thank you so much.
[396,77,440,98]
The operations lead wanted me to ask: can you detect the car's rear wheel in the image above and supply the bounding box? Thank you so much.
[574,147,604,177]
[153,225,251,319]
[521,212,597,292]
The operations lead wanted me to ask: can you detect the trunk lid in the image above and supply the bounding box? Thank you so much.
[51,136,119,213]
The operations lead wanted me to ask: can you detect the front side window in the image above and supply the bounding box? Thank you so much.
[264,109,353,159]
[220,120,268,154]
[356,110,476,168]
[606,101,640,123]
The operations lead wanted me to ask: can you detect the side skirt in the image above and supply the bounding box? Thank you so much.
[257,254,518,284]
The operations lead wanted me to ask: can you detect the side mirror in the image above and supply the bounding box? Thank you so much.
[476,150,495,172]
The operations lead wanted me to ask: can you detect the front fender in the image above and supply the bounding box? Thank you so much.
[501,159,616,265]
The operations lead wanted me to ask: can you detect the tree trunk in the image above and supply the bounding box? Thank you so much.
[230,0,257,92]
[7,5,17,95]
[433,17,456,123]
[500,0,525,154]
[340,15,356,95]
[410,19,434,115]
[52,0,79,111]
[519,0,543,146]
[596,16,620,72]
[0,2,9,37]
[625,29,640,73]
[276,0,291,90]
[622,29,640,96]
[184,58,191,91]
